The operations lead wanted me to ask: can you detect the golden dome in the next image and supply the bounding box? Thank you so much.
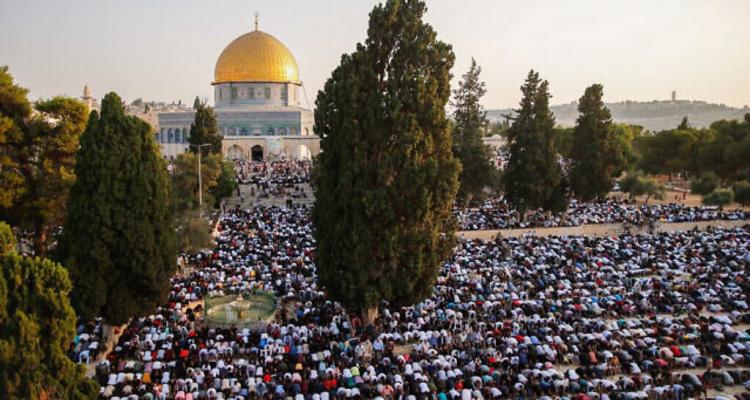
[214,29,300,85]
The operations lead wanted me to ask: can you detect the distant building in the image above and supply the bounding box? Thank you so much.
[671,90,676,102]
[155,15,319,160]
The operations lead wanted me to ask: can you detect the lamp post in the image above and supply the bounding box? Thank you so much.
[189,143,212,218]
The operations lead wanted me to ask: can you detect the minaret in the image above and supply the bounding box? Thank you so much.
[82,84,94,109]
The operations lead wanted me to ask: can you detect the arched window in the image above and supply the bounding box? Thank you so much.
[231,87,238,99]
[267,127,275,135]
[248,87,255,99]
[228,127,236,136]
[240,128,248,136]
[278,127,286,135]
[175,131,181,144]
[264,87,271,99]
[228,145,244,160]
[251,145,263,161]
[167,129,174,143]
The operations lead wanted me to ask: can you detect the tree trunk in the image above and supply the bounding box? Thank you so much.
[362,306,379,327]
[100,323,121,362]
[35,222,48,257]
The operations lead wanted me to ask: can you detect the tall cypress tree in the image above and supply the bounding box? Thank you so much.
[313,0,459,323]
[570,84,619,201]
[188,102,222,156]
[56,93,176,324]
[503,70,563,215]
[451,58,495,205]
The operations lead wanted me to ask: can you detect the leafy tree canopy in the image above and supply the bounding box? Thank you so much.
[0,252,98,399]
[0,221,15,255]
[690,171,720,195]
[703,188,734,209]
[732,180,750,206]
[0,67,87,255]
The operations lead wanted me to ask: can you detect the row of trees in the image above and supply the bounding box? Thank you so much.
[636,115,750,182]
[452,63,750,211]
[450,65,636,211]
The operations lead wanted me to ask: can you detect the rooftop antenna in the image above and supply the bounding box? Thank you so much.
[254,12,259,31]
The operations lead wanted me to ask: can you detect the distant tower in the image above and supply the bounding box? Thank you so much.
[81,84,94,110]
[671,90,676,102]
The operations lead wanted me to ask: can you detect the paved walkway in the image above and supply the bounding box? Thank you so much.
[457,219,750,240]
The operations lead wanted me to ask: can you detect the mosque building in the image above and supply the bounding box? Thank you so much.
[156,15,319,160]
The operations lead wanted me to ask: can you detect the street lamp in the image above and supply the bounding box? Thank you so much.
[189,143,212,218]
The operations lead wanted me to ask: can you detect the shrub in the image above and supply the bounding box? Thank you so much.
[690,171,720,195]
[703,188,734,209]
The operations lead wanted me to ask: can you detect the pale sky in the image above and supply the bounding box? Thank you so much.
[1,0,749,109]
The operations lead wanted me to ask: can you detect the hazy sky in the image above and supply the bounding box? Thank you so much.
[2,0,749,109]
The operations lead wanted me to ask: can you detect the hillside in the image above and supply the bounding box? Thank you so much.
[487,100,750,131]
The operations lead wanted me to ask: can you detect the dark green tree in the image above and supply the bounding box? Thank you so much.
[619,171,665,203]
[0,252,98,399]
[188,103,222,156]
[171,152,223,215]
[608,123,640,174]
[0,66,30,210]
[502,70,564,215]
[312,0,459,323]
[690,171,720,195]
[732,180,750,206]
[570,84,623,201]
[211,160,238,207]
[0,67,88,254]
[193,96,201,110]
[553,127,574,158]
[635,129,699,177]
[677,116,690,130]
[56,93,177,324]
[703,188,734,210]
[451,58,495,204]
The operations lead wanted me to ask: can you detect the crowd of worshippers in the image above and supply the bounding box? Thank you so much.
[235,160,312,187]
[70,204,750,400]
[456,196,749,231]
